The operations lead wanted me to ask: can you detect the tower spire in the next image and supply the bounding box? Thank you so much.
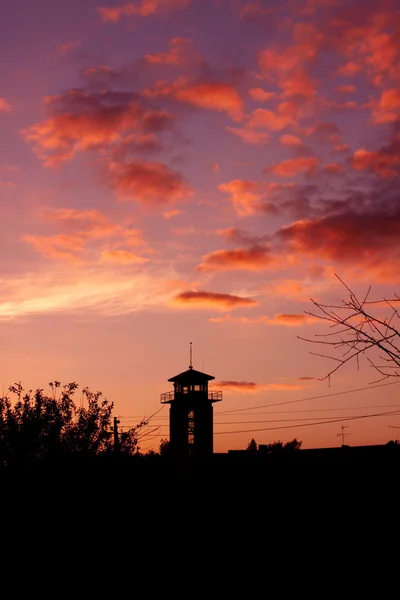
[189,341,193,369]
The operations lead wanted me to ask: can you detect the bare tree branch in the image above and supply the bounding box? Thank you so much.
[300,275,400,382]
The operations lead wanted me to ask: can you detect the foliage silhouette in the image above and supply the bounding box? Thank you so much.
[261,439,302,454]
[159,438,171,457]
[0,381,148,469]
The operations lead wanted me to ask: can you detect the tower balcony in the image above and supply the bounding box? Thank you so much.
[160,390,223,404]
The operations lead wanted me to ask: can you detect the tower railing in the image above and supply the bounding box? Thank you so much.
[160,390,223,403]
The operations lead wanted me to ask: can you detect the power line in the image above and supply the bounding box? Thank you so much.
[215,380,400,415]
[214,404,400,416]
[214,408,400,435]
[119,403,400,422]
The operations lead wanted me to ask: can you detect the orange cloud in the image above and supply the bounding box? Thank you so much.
[145,79,243,118]
[322,163,342,174]
[372,88,400,124]
[248,88,277,103]
[212,381,264,393]
[163,209,183,219]
[0,264,176,319]
[279,134,303,146]
[43,207,145,246]
[144,37,197,66]
[352,148,400,177]
[100,250,148,264]
[247,108,294,131]
[266,279,307,299]
[175,82,243,116]
[107,159,192,204]
[219,179,295,216]
[172,290,258,310]
[210,313,317,327]
[22,90,175,166]
[99,0,190,22]
[218,180,263,216]
[336,84,357,93]
[226,126,270,145]
[267,313,316,326]
[23,234,85,262]
[212,380,301,392]
[266,156,319,177]
[338,62,361,77]
[0,99,11,112]
[23,208,148,262]
[198,246,275,272]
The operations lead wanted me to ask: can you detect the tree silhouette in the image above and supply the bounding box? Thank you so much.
[0,382,148,469]
[300,275,400,384]
[246,438,258,452]
[159,438,171,457]
[262,439,302,454]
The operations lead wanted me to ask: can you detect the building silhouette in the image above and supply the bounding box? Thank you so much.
[161,358,222,459]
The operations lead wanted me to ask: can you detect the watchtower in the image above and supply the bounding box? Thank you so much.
[160,345,222,458]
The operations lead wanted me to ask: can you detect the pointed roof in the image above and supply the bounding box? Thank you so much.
[168,367,215,383]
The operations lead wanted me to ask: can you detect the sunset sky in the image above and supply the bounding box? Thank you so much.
[2,0,400,452]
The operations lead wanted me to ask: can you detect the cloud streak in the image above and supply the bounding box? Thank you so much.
[172,290,258,310]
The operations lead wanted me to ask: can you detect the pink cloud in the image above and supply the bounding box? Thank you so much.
[144,37,198,66]
[266,156,319,177]
[107,159,192,204]
[336,84,357,93]
[240,2,275,20]
[322,163,342,174]
[55,41,81,58]
[276,210,400,278]
[145,79,243,118]
[279,134,303,146]
[99,0,190,23]
[0,99,11,112]
[338,62,362,77]
[372,88,400,124]
[352,148,400,177]
[226,126,270,145]
[247,108,294,131]
[248,88,278,103]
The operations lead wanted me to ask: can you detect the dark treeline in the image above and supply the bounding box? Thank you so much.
[0,382,160,472]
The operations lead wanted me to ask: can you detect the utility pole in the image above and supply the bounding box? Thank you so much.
[113,417,120,452]
[337,425,350,447]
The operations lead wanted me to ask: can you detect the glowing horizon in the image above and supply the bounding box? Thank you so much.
[2,0,400,452]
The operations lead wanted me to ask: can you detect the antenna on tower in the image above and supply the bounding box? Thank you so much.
[189,341,193,369]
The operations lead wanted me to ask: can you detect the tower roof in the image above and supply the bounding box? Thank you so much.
[168,368,215,383]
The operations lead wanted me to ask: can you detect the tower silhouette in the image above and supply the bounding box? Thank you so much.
[161,349,222,459]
